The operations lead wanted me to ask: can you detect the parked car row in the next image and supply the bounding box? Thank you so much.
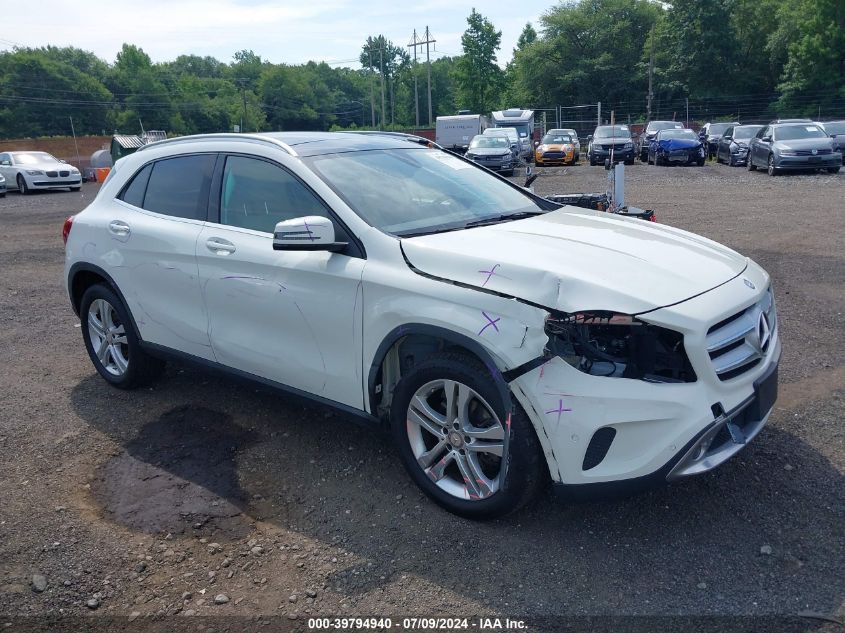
[0,151,82,194]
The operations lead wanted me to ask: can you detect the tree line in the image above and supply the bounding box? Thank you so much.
[0,0,842,139]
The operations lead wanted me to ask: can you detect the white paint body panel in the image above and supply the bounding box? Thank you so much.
[64,133,780,492]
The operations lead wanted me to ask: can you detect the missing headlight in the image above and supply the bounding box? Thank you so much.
[545,311,696,383]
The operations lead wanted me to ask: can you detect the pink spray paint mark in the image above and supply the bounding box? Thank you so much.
[478,311,501,336]
[478,264,501,287]
[545,399,573,425]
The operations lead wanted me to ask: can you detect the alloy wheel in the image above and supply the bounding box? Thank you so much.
[87,298,129,376]
[768,155,776,176]
[406,379,506,501]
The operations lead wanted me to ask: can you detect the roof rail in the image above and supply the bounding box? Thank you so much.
[347,130,442,149]
[136,133,297,156]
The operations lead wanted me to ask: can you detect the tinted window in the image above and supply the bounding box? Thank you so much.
[143,155,215,220]
[219,156,328,233]
[119,163,152,208]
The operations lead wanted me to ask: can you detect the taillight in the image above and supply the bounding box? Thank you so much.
[62,215,75,245]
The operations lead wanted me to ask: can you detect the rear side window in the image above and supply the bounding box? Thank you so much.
[120,155,215,220]
[119,164,152,208]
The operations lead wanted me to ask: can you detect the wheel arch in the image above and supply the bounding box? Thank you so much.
[366,323,513,422]
[68,263,142,338]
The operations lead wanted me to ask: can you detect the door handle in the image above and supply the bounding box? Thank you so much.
[206,237,236,255]
[108,220,131,237]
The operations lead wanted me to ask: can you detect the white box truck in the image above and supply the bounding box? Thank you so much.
[435,114,489,154]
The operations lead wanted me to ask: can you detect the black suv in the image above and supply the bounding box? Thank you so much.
[588,125,635,165]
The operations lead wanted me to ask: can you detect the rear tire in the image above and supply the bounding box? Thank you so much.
[80,284,165,389]
[390,351,546,519]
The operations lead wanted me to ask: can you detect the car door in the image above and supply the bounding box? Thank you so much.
[719,127,733,161]
[108,153,216,360]
[196,154,366,408]
[0,153,15,187]
[753,126,771,165]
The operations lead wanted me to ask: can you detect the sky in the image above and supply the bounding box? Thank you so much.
[2,0,556,68]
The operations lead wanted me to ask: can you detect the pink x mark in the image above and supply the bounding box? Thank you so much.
[478,264,501,287]
[545,398,573,424]
[478,311,501,335]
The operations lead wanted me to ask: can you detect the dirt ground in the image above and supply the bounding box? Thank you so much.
[0,160,843,632]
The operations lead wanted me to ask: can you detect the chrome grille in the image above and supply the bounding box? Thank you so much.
[706,288,777,381]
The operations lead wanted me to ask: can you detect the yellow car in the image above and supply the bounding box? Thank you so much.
[535,130,578,166]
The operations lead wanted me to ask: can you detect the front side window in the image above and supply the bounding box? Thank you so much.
[219,156,328,233]
[307,148,544,236]
[142,155,215,220]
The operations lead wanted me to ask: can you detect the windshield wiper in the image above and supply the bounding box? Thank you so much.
[463,210,545,228]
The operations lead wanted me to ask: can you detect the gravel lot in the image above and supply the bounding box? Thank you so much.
[0,161,842,631]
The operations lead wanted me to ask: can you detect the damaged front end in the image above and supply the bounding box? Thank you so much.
[544,311,697,383]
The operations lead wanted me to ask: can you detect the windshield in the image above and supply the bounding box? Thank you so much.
[708,123,733,136]
[659,129,697,140]
[646,121,681,133]
[470,136,509,149]
[307,149,543,237]
[594,126,630,139]
[822,122,845,135]
[733,125,763,140]
[542,133,572,144]
[775,125,827,141]
[12,152,57,165]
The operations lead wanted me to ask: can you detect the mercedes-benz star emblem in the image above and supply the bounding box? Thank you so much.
[750,311,771,355]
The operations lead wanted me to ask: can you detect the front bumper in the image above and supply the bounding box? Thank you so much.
[590,148,634,162]
[27,174,82,189]
[468,156,514,172]
[657,147,705,164]
[536,150,575,165]
[510,266,780,491]
[773,154,842,170]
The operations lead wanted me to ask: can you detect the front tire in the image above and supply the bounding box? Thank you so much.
[17,174,30,195]
[80,284,165,389]
[390,351,546,519]
[767,154,777,176]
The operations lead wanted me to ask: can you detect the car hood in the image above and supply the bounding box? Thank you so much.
[656,138,701,150]
[774,138,834,151]
[469,147,511,156]
[17,159,71,171]
[401,209,747,315]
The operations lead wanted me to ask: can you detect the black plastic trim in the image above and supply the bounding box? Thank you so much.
[366,323,512,417]
[66,263,139,336]
[141,341,380,428]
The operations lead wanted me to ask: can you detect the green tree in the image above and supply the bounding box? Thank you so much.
[455,9,504,114]
[774,0,845,116]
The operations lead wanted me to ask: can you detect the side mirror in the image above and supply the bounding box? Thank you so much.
[0,160,10,166]
[534,141,539,147]
[587,134,593,141]
[761,136,772,143]
[273,216,347,252]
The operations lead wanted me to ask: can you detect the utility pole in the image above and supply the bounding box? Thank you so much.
[647,26,654,123]
[597,101,601,126]
[242,85,248,132]
[408,29,420,127]
[685,97,689,128]
[379,44,385,130]
[368,49,375,127]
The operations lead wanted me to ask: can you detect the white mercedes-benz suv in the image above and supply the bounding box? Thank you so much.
[63,132,780,518]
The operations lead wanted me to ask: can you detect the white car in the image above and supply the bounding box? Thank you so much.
[63,132,780,518]
[0,150,82,194]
